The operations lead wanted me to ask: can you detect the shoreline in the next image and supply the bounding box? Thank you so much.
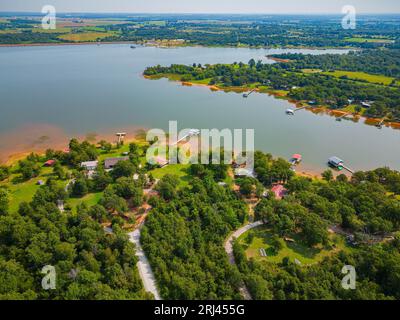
[0,126,326,179]
[0,41,136,48]
[0,41,356,51]
[145,74,400,130]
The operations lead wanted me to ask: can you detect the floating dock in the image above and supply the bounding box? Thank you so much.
[243,89,256,98]
[286,106,306,115]
[328,156,354,174]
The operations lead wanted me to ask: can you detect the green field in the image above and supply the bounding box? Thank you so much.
[238,226,350,265]
[323,70,396,86]
[1,167,60,213]
[345,37,395,44]
[32,27,72,34]
[301,68,322,74]
[58,31,116,42]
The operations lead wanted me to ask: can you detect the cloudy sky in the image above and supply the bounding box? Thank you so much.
[0,0,399,14]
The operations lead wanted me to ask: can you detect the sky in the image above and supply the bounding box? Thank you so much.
[0,0,399,14]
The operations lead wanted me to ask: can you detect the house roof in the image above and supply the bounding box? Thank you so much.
[81,161,98,168]
[271,184,286,199]
[104,157,129,168]
[44,160,56,166]
[328,156,343,165]
[291,154,302,160]
[234,168,256,178]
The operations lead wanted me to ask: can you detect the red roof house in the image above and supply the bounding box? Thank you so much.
[271,184,287,200]
[44,160,56,167]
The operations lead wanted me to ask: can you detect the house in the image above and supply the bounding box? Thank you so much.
[361,101,373,108]
[104,156,129,170]
[44,160,56,167]
[81,160,98,171]
[328,156,344,170]
[271,184,287,199]
[234,168,256,179]
[37,180,44,186]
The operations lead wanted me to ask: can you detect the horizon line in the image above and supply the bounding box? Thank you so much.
[1,11,400,15]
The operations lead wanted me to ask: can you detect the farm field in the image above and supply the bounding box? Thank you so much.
[345,37,395,44]
[322,70,397,86]
[58,31,116,42]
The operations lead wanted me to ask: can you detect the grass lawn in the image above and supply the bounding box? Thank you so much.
[323,70,396,86]
[341,104,366,115]
[1,167,57,213]
[238,226,350,265]
[150,164,191,187]
[58,31,116,42]
[68,192,103,212]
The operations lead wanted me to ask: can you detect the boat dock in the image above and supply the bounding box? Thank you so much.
[243,89,256,98]
[336,113,351,122]
[171,129,200,146]
[328,156,354,174]
[286,106,307,115]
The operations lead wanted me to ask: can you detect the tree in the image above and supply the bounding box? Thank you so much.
[248,59,256,68]
[238,178,254,197]
[18,159,41,181]
[98,140,112,153]
[53,162,66,180]
[0,166,10,181]
[111,160,136,180]
[71,179,89,197]
[100,193,128,214]
[156,174,180,201]
[322,169,333,182]
[0,188,9,215]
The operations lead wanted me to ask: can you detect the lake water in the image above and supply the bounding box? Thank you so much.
[0,44,399,172]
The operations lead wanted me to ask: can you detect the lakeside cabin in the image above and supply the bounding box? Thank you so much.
[104,156,129,170]
[328,156,344,170]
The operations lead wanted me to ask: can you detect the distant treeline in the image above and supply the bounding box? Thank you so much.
[272,49,400,78]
